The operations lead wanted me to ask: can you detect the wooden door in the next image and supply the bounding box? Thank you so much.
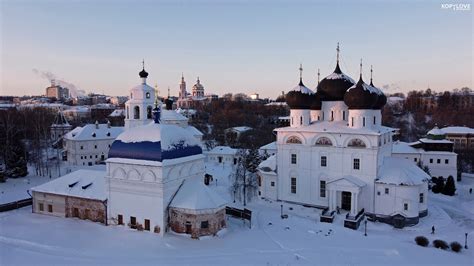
[341,191,352,211]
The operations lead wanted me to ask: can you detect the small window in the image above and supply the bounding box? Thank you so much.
[118,214,123,225]
[342,111,345,120]
[201,221,209,229]
[320,156,327,167]
[331,111,334,121]
[320,180,326,198]
[300,116,302,125]
[363,117,366,127]
[48,204,53,213]
[419,193,424,203]
[404,203,408,211]
[144,219,150,231]
[353,158,360,170]
[80,156,83,159]
[95,155,98,158]
[377,191,381,196]
[445,159,449,164]
[373,116,376,125]
[130,216,136,226]
[286,136,302,144]
[108,144,111,148]
[92,133,96,138]
[270,181,275,187]
[437,159,441,164]
[414,158,417,162]
[385,188,389,194]
[94,145,97,149]
[39,203,44,211]
[90,155,92,159]
[291,154,297,164]
[80,146,84,150]
[351,117,354,127]
[290,177,297,194]
[429,158,433,163]
[146,92,150,99]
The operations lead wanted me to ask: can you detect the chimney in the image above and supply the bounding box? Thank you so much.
[95,120,99,129]
[107,120,111,128]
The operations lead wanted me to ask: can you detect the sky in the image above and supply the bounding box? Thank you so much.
[1,0,472,98]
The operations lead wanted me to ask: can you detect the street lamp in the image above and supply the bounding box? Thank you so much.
[364,220,367,236]
[280,204,283,219]
[233,189,236,203]
[465,233,468,249]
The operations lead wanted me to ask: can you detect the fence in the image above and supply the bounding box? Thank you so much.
[0,198,32,212]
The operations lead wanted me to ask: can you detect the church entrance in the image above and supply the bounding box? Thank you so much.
[341,191,351,211]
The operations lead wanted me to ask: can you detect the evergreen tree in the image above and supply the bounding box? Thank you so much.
[442,176,456,196]
[432,177,445,194]
[5,138,28,178]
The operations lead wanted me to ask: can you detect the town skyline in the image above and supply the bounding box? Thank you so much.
[1,1,472,98]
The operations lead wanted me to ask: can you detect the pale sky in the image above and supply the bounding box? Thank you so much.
[1,0,472,98]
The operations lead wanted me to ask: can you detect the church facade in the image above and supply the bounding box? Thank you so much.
[258,47,430,228]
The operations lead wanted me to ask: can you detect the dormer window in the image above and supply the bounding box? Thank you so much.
[146,92,150,99]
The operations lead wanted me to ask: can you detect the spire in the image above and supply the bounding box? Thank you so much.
[370,65,374,86]
[167,87,170,98]
[336,42,340,64]
[359,58,363,80]
[181,72,185,82]
[197,76,200,84]
[298,64,303,85]
[317,68,320,85]
[142,59,145,70]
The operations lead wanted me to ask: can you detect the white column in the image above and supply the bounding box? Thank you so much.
[354,192,359,214]
[350,192,355,216]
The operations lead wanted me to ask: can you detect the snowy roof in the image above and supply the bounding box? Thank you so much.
[161,109,188,122]
[64,124,124,141]
[347,81,379,94]
[324,72,355,83]
[276,120,394,136]
[265,102,288,107]
[109,109,125,117]
[31,170,106,201]
[207,146,238,155]
[170,178,227,211]
[260,141,277,150]
[419,138,452,144]
[392,141,420,154]
[427,126,445,136]
[183,125,204,137]
[109,122,202,162]
[377,157,430,186]
[388,96,404,103]
[440,126,474,135]
[227,126,253,133]
[258,154,277,173]
[290,83,313,94]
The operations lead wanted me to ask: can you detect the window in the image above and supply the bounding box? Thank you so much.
[291,154,297,164]
[320,156,327,167]
[147,106,152,119]
[322,112,325,120]
[118,214,123,225]
[39,203,44,211]
[134,106,140,119]
[84,209,90,219]
[342,111,346,120]
[144,219,150,231]
[80,156,83,159]
[315,137,332,146]
[270,181,275,187]
[290,177,297,194]
[377,191,381,196]
[286,136,302,144]
[48,204,53,213]
[95,155,98,158]
[348,139,366,148]
[363,117,366,127]
[437,159,441,164]
[430,158,433,163]
[404,203,408,211]
[130,216,137,226]
[146,92,150,99]
[353,158,360,170]
[201,221,209,229]
[373,116,376,125]
[445,159,449,164]
[331,111,334,121]
[351,117,354,127]
[419,193,424,203]
[385,188,389,194]
[80,146,83,150]
[320,181,326,198]
[94,145,97,149]
[414,158,417,162]
[300,116,302,125]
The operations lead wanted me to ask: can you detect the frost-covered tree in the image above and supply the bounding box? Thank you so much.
[230,148,262,206]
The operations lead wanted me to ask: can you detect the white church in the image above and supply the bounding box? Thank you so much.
[258,46,430,228]
[32,66,227,238]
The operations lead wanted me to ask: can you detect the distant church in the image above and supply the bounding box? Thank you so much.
[258,45,430,228]
[176,74,210,109]
[33,66,226,238]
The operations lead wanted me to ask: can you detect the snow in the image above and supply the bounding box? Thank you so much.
[377,157,430,185]
[388,96,405,103]
[116,122,200,150]
[207,146,237,155]
[228,126,253,133]
[260,141,276,151]
[347,82,379,94]
[161,109,188,121]
[1,161,473,265]
[419,138,453,144]
[107,154,204,166]
[170,178,227,211]
[64,123,124,141]
[427,126,446,136]
[290,83,313,94]
[108,109,125,117]
[392,141,420,154]
[324,72,355,83]
[258,154,277,172]
[330,176,366,187]
[31,170,106,201]
[265,102,288,107]
[441,126,474,135]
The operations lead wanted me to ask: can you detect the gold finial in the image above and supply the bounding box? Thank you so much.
[370,65,373,84]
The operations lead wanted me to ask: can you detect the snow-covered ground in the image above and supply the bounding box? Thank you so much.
[0,164,473,265]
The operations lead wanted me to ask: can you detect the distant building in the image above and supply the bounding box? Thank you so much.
[224,126,253,144]
[392,126,457,181]
[206,146,239,166]
[249,93,259,100]
[46,80,69,101]
[440,126,474,152]
[176,75,210,109]
[108,109,125,127]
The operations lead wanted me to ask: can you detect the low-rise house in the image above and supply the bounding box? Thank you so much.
[206,146,239,166]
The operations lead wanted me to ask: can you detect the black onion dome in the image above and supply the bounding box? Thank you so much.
[310,91,322,110]
[286,79,313,109]
[317,63,355,101]
[370,81,387,109]
[344,76,379,109]
[139,68,149,78]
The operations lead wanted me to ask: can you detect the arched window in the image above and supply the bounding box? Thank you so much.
[315,137,332,146]
[348,138,366,148]
[134,106,140,119]
[286,136,302,144]
[147,106,152,119]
